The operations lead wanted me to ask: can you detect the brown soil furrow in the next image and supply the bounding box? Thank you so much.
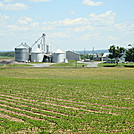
[0,98,73,117]
[0,112,24,122]
[124,97,134,100]
[109,128,134,133]
[41,102,119,115]
[0,95,119,115]
[16,127,40,134]
[0,108,42,121]
[103,96,134,100]
[1,94,132,110]
[0,103,60,119]
[45,97,133,110]
[0,94,32,102]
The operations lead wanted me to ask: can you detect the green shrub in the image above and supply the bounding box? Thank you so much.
[124,65,134,67]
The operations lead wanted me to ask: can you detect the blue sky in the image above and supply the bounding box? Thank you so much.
[0,0,134,51]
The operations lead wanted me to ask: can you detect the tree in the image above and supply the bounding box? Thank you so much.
[108,45,125,65]
[80,54,93,60]
[0,52,14,57]
[125,47,134,62]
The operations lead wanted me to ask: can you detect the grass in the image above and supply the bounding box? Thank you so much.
[98,62,134,67]
[0,67,134,133]
[50,60,86,67]
[0,64,4,67]
[29,62,46,64]
[6,64,33,67]
[0,56,13,59]
[0,64,33,68]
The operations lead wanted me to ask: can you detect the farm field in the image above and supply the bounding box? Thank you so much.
[0,67,134,133]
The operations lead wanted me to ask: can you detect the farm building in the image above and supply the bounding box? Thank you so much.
[93,54,102,61]
[15,34,80,63]
[31,48,44,62]
[66,51,81,61]
[52,49,67,63]
[15,43,31,62]
[102,53,125,63]
[101,53,109,62]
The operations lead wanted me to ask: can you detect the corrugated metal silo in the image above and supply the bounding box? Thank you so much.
[31,48,44,62]
[15,43,30,62]
[52,49,66,63]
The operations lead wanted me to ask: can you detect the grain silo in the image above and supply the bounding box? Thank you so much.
[52,49,66,63]
[31,48,44,62]
[15,43,30,62]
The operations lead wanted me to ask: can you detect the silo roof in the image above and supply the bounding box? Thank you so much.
[32,48,43,53]
[16,43,30,48]
[54,49,65,53]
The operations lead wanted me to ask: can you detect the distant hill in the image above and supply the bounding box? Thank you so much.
[76,49,109,54]
[0,51,14,52]
[0,51,14,57]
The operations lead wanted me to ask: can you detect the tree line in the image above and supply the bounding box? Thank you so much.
[108,44,134,64]
[0,52,14,57]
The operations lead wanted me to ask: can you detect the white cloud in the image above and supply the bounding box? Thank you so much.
[3,0,13,2]
[30,22,39,27]
[49,32,69,38]
[83,0,103,6]
[89,10,115,18]
[8,25,29,31]
[0,14,10,22]
[81,33,100,40]
[28,0,51,2]
[44,10,116,30]
[73,25,95,32]
[61,18,83,26]
[17,17,33,24]
[51,18,84,26]
[0,2,27,10]
[114,23,134,34]
[0,10,117,34]
[69,11,76,15]
[89,10,116,27]
[107,35,120,41]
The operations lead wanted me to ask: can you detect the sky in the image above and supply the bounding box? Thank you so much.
[0,0,134,51]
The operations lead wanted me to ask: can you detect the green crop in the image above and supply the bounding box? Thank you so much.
[0,68,134,133]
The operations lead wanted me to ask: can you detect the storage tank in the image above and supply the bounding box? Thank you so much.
[15,43,30,62]
[52,49,66,63]
[31,48,44,62]
[46,45,50,54]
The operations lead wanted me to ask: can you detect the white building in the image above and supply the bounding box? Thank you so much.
[93,54,102,61]
[102,53,125,63]
[31,48,44,62]
[52,49,67,63]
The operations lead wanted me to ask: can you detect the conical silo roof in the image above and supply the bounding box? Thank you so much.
[54,49,65,53]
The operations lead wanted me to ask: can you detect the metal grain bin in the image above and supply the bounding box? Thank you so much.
[31,48,44,62]
[52,49,66,63]
[15,43,30,62]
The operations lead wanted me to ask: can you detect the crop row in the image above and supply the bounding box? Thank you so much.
[2,91,133,112]
[0,85,133,108]
[0,111,56,134]
[0,105,92,133]
[0,100,76,121]
[0,93,125,116]
[1,94,133,133]
[0,95,82,116]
